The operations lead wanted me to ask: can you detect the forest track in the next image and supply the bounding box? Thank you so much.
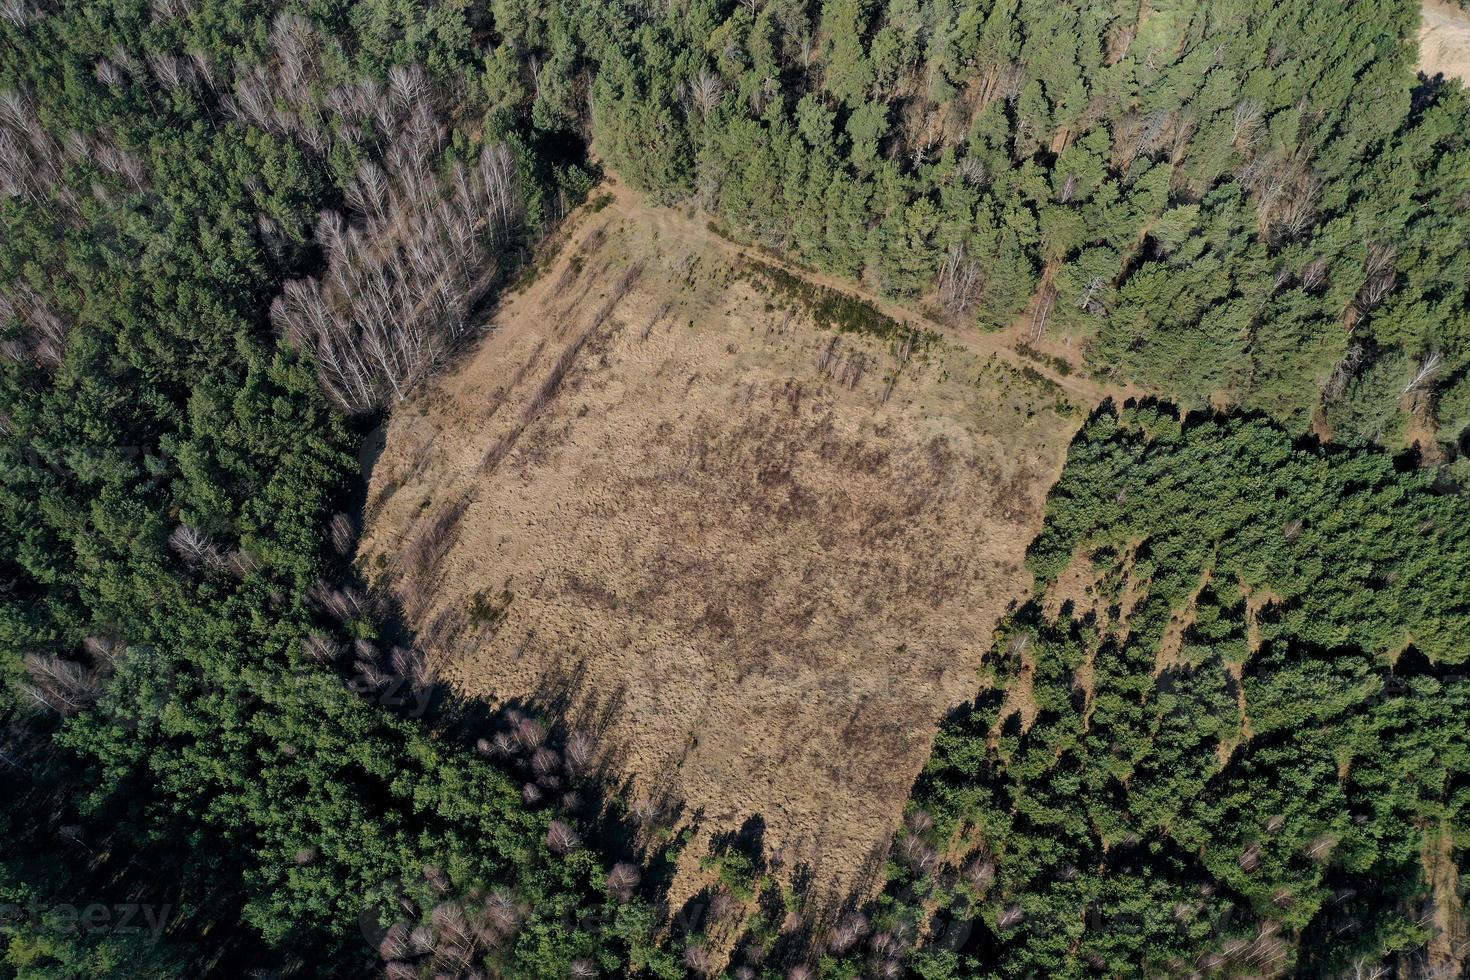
[587,169,1139,411]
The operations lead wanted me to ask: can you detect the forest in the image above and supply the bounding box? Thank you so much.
[0,0,1466,977]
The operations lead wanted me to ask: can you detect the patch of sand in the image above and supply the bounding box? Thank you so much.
[1421,0,1470,85]
[359,175,1089,905]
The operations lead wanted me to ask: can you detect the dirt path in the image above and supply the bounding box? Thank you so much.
[589,170,1137,411]
[1421,0,1470,84]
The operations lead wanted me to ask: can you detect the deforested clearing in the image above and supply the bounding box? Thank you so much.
[358,176,1081,901]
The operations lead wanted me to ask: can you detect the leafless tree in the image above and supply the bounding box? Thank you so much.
[827,912,868,953]
[1104,23,1136,65]
[377,922,411,961]
[956,155,987,187]
[149,0,194,22]
[429,901,474,970]
[147,51,185,90]
[1347,958,1391,980]
[564,730,594,775]
[301,633,345,664]
[606,862,641,902]
[905,809,934,835]
[407,923,436,955]
[21,652,100,713]
[273,135,522,411]
[1300,255,1329,293]
[1231,99,1264,148]
[1239,150,1319,240]
[0,0,35,28]
[546,820,580,854]
[169,523,225,571]
[1076,274,1107,315]
[389,645,429,688]
[310,581,366,621]
[481,889,519,939]
[1166,110,1197,165]
[682,944,714,976]
[225,548,259,578]
[490,731,517,757]
[80,635,124,666]
[327,511,356,555]
[1306,834,1337,863]
[0,285,70,368]
[1401,350,1443,395]
[513,716,546,752]
[896,833,937,873]
[963,856,997,890]
[937,242,981,317]
[1112,110,1173,173]
[1055,172,1079,204]
[629,796,662,827]
[530,746,561,777]
[0,88,63,200]
[688,70,724,117]
[707,885,739,925]
[1356,242,1397,313]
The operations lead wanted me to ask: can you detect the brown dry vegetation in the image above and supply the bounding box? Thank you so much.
[357,175,1087,904]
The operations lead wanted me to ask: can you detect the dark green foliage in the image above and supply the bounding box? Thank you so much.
[4,0,1470,976]
[0,1,648,976]
[556,0,1470,457]
[824,404,1470,978]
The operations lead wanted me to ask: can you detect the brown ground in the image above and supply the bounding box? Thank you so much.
[1422,826,1470,978]
[358,173,1094,904]
[1421,0,1470,84]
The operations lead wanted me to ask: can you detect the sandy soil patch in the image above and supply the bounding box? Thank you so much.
[358,176,1085,905]
[1421,0,1470,84]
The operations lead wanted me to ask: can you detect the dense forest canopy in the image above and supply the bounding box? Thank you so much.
[574,0,1470,448]
[841,405,1470,979]
[0,0,1466,977]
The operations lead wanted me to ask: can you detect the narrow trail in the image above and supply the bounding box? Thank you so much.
[536,169,1140,411]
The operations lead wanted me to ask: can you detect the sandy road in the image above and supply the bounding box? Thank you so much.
[1421,0,1470,84]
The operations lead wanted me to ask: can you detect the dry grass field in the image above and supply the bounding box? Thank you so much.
[357,175,1093,907]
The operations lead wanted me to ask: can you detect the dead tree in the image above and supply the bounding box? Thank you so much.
[545,820,580,854]
[687,70,724,117]
[1030,282,1056,342]
[1076,275,1107,315]
[1356,242,1397,313]
[1231,99,1264,148]
[1401,350,1443,396]
[272,133,523,411]
[22,653,101,714]
[937,242,981,317]
[168,523,225,572]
